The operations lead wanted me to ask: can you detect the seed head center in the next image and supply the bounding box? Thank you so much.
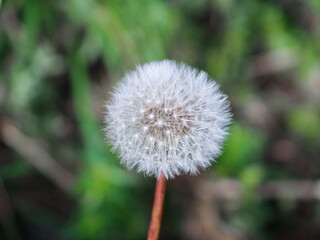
[141,104,191,139]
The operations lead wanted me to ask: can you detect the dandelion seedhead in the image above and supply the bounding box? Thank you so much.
[105,60,232,179]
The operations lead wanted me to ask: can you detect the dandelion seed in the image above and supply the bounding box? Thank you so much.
[105,60,232,179]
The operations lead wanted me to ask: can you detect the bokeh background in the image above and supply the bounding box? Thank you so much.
[1,0,320,239]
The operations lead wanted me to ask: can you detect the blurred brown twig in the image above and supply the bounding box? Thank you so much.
[194,178,320,201]
[0,119,74,192]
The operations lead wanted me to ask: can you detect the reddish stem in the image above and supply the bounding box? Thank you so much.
[147,174,166,240]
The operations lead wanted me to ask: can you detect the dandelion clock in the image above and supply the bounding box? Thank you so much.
[104,60,232,240]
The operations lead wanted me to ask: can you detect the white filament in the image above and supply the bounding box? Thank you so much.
[105,60,232,179]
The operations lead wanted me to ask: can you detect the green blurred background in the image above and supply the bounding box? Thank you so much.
[1,0,320,239]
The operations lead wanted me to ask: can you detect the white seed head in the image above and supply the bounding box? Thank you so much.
[105,60,232,179]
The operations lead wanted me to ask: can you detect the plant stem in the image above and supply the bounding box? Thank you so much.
[147,174,166,240]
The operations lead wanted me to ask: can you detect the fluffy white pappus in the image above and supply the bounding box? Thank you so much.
[105,60,232,179]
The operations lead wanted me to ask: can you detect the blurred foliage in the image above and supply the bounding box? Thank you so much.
[0,0,320,240]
